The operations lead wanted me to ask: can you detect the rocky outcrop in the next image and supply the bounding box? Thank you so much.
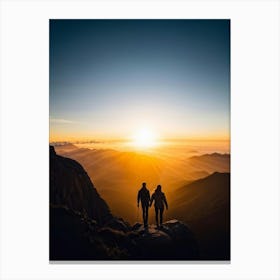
[50,146,112,224]
[127,220,199,260]
[50,205,199,260]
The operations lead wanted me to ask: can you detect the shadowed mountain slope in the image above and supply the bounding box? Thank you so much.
[50,146,112,224]
[169,172,230,260]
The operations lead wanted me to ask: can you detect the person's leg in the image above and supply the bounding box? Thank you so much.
[155,207,159,227]
[160,208,164,225]
[145,205,149,226]
[141,205,145,225]
[143,206,148,226]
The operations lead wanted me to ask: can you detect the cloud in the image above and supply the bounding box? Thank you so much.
[50,118,78,124]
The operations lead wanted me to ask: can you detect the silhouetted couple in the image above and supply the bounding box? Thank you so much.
[137,182,168,228]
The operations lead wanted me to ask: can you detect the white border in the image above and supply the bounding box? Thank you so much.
[0,0,279,279]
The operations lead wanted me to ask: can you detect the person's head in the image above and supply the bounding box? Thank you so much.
[156,185,161,192]
[142,182,146,188]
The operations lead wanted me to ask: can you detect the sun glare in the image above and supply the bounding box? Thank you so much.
[133,128,157,149]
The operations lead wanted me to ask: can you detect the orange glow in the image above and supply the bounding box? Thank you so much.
[53,138,230,224]
[132,128,158,149]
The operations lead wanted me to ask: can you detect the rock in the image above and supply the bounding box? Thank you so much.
[50,146,112,224]
[127,221,199,260]
[131,222,142,231]
[104,217,130,233]
[98,227,126,242]
[50,205,199,260]
[161,220,194,240]
[50,205,109,260]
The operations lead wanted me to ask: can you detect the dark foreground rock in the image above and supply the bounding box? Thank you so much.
[128,220,199,260]
[50,205,199,260]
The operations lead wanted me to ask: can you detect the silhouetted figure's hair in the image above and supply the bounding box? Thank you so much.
[137,183,150,227]
[150,185,168,227]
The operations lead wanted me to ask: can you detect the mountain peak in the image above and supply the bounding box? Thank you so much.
[50,145,56,156]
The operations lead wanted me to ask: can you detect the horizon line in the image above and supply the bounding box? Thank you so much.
[49,137,230,144]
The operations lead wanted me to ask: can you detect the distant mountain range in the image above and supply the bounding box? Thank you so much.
[187,153,230,174]
[53,144,230,224]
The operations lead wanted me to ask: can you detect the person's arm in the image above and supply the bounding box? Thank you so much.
[163,193,168,209]
[150,194,154,207]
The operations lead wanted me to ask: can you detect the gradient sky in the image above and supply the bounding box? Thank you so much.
[50,20,230,141]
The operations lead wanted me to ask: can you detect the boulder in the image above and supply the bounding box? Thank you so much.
[104,217,131,233]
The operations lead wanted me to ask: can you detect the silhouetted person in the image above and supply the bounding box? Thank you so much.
[137,182,150,227]
[150,185,168,228]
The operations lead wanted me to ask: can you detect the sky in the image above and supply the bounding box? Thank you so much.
[50,20,230,142]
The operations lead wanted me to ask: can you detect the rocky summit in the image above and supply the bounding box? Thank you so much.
[50,205,199,260]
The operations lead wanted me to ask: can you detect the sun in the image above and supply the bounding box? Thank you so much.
[133,128,158,149]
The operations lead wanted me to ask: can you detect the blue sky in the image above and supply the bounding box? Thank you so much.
[50,20,230,141]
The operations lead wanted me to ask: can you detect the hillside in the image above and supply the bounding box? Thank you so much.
[50,145,112,224]
[168,172,230,260]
